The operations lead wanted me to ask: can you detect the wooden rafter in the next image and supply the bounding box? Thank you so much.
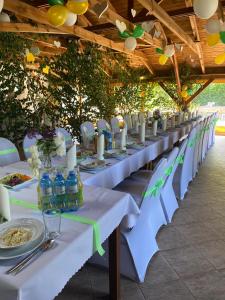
[185,0,205,74]
[185,79,214,104]
[136,0,198,55]
[158,81,175,99]
[172,50,181,94]
[88,0,162,49]
[3,0,152,67]
[78,15,92,27]
[0,22,68,34]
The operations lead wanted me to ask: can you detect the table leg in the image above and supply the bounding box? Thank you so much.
[108,226,121,300]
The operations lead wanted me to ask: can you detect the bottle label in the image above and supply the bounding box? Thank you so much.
[55,186,65,195]
[41,187,52,196]
[67,185,78,194]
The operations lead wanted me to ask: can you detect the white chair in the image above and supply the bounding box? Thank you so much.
[80,121,95,149]
[123,114,133,130]
[23,134,42,159]
[139,112,145,124]
[90,159,167,282]
[201,117,211,161]
[173,127,196,200]
[160,146,180,223]
[110,117,120,133]
[55,128,73,149]
[0,138,20,166]
[192,122,202,178]
[97,119,111,132]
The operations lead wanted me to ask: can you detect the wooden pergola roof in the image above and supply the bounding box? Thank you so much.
[1,0,225,84]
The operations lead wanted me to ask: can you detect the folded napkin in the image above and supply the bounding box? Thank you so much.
[66,143,77,171]
[0,184,11,222]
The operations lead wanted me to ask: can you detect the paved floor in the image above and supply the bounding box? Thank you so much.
[56,136,225,300]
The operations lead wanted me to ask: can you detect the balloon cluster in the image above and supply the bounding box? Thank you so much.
[117,23,145,51]
[193,0,218,20]
[47,0,88,27]
[206,19,225,47]
[181,85,193,99]
[155,45,175,65]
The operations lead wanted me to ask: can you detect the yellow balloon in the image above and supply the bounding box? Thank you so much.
[66,0,89,15]
[181,90,188,98]
[159,54,168,65]
[47,5,68,26]
[26,52,35,63]
[215,53,225,65]
[207,33,220,47]
[182,85,188,91]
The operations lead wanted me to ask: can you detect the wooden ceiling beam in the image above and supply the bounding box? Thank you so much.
[0,22,67,34]
[185,0,205,74]
[88,0,162,48]
[3,0,151,67]
[185,79,214,104]
[136,0,198,55]
[172,50,181,94]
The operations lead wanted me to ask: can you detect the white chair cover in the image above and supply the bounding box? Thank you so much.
[80,121,95,148]
[97,119,111,132]
[110,117,120,133]
[201,117,211,162]
[160,146,180,223]
[138,112,145,124]
[90,159,167,282]
[192,122,202,178]
[123,114,133,130]
[0,137,20,166]
[23,134,42,159]
[55,128,73,149]
[173,127,196,200]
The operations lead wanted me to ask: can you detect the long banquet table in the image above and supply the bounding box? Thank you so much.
[0,180,139,300]
[0,119,198,300]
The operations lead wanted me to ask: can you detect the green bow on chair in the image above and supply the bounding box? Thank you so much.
[143,178,165,198]
[176,154,184,165]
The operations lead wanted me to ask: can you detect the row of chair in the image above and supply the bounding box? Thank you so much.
[90,113,217,282]
[0,128,73,166]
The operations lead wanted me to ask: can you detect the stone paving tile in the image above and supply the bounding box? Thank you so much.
[140,280,195,300]
[157,225,189,250]
[140,253,179,287]
[184,270,225,300]
[161,245,214,278]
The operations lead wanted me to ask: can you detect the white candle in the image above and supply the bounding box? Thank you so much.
[162,119,167,131]
[135,122,140,134]
[97,133,104,161]
[66,143,77,171]
[120,128,126,151]
[171,116,176,128]
[140,122,145,143]
[0,185,11,221]
[153,120,158,136]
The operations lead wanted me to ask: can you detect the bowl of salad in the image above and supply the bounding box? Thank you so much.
[0,173,33,190]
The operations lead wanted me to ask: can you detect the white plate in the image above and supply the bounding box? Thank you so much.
[80,159,105,170]
[0,232,45,260]
[0,218,44,249]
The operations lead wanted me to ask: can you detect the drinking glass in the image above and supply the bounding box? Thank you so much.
[42,208,61,238]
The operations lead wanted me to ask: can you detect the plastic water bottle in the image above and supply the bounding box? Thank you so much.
[54,171,66,209]
[66,170,78,211]
[40,173,54,210]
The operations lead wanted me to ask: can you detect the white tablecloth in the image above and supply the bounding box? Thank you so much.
[0,184,139,300]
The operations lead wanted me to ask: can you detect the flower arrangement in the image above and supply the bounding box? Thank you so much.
[27,126,66,173]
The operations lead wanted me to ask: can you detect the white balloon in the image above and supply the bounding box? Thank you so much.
[205,19,220,33]
[194,0,218,19]
[64,12,77,26]
[164,44,175,57]
[124,37,137,51]
[0,0,3,14]
[0,12,10,23]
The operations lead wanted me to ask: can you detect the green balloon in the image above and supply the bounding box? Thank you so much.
[119,31,131,39]
[48,0,64,6]
[156,48,164,54]
[187,88,192,96]
[132,24,145,38]
[220,31,225,44]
